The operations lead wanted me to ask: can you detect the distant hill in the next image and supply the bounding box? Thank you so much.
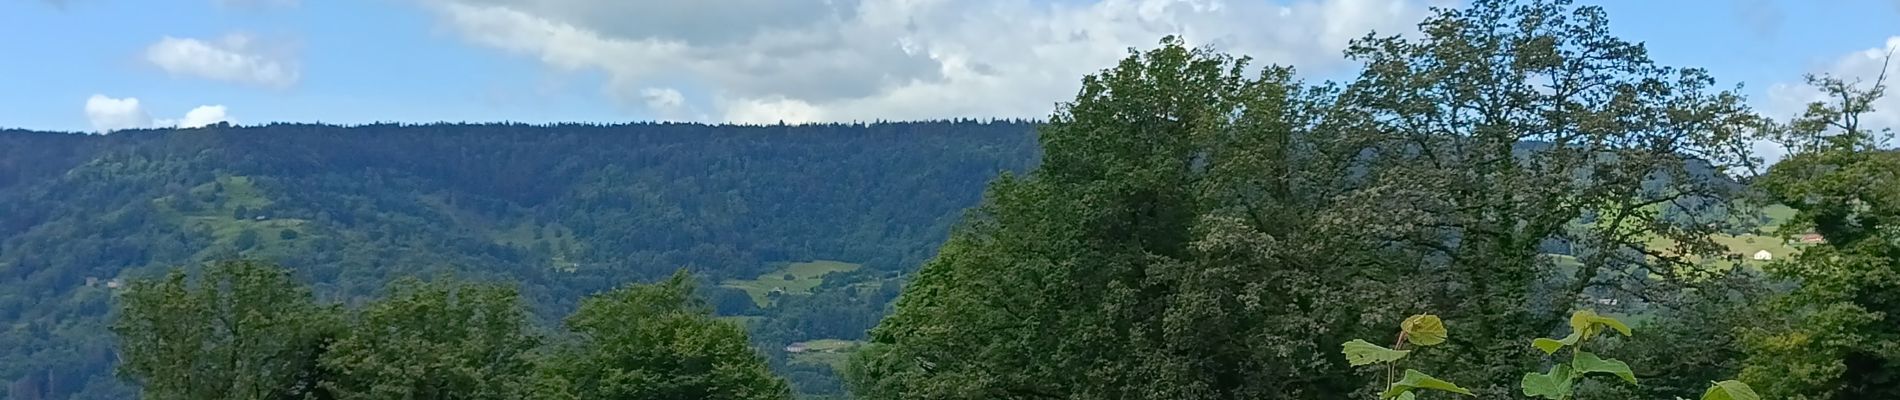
[0,121,1039,399]
[0,121,1760,399]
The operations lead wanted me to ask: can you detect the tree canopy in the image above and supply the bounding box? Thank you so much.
[110,261,791,400]
[9,1,1900,399]
[111,260,339,400]
[534,270,791,400]
[1742,65,1900,399]
[851,1,1774,398]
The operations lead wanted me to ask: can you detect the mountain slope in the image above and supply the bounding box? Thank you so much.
[0,121,1039,399]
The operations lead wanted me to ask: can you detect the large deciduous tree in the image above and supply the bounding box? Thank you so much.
[113,260,340,400]
[849,36,1389,400]
[1334,0,1758,392]
[318,278,539,400]
[1742,69,1900,399]
[850,0,1762,398]
[532,270,791,400]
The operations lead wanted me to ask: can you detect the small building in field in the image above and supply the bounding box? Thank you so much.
[1753,250,1774,261]
[785,343,809,353]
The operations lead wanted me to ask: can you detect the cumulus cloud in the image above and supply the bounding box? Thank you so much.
[82,95,237,133]
[427,0,1438,123]
[85,95,153,133]
[639,87,682,109]
[156,105,236,128]
[145,34,300,89]
[1758,36,1900,164]
[638,87,692,119]
[181,105,234,127]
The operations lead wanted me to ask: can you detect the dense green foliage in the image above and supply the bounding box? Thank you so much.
[319,278,540,400]
[1341,314,1473,399]
[109,260,789,400]
[111,260,339,400]
[535,271,791,400]
[8,1,1900,399]
[850,1,1782,399]
[0,121,1036,398]
[1740,68,1900,398]
[852,38,1379,399]
[1346,310,1761,400]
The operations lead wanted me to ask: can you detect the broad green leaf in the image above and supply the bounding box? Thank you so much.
[1401,314,1448,346]
[1532,338,1567,355]
[1520,364,1573,400]
[1396,370,1473,396]
[1395,392,1416,400]
[1569,310,1601,340]
[1534,332,1581,355]
[1700,380,1760,400]
[1343,339,1409,366]
[1572,351,1637,384]
[1591,315,1632,337]
[1567,309,1633,341]
[1380,369,1473,399]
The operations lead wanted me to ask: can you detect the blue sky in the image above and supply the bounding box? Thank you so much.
[2,0,1897,133]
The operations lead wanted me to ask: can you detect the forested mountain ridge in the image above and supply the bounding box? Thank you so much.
[13,1,1894,399]
[0,121,1773,400]
[0,121,1039,398]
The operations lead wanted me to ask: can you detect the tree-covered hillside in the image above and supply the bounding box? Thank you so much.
[11,2,1898,399]
[0,121,1038,399]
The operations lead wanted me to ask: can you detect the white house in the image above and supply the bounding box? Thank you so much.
[1753,250,1773,261]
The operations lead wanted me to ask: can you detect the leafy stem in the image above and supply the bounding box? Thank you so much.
[1342,314,1469,399]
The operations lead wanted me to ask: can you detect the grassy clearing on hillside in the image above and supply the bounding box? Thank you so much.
[788,339,863,371]
[489,222,584,272]
[1716,235,1799,259]
[796,339,858,352]
[1757,204,1798,231]
[1642,233,1802,265]
[150,176,315,257]
[411,194,586,272]
[194,176,274,210]
[1630,203,1809,265]
[719,260,862,307]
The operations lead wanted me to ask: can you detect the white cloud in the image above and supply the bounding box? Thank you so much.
[156,105,236,128]
[82,95,237,133]
[1759,36,1900,163]
[725,97,825,125]
[641,88,684,109]
[145,34,300,89]
[427,0,1438,123]
[181,105,233,127]
[85,95,152,133]
[639,87,687,117]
